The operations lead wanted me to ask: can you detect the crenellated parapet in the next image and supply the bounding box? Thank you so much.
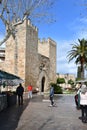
[47,37,56,46]
[38,37,56,46]
[27,19,38,31]
[38,38,48,44]
[38,37,56,58]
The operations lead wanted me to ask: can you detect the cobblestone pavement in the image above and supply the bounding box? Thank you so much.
[0,94,87,130]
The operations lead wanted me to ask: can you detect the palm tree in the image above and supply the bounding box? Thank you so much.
[67,38,87,79]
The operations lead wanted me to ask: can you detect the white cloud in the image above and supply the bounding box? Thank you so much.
[79,17,87,24]
[56,40,77,76]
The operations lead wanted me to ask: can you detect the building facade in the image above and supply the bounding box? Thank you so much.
[0,19,56,94]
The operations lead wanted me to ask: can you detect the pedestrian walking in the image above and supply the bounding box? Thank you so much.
[27,84,33,99]
[74,83,81,109]
[49,85,54,106]
[79,83,87,123]
[16,83,24,106]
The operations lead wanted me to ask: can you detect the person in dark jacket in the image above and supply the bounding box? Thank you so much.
[16,83,24,105]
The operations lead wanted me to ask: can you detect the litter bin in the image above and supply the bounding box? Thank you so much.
[7,92,17,107]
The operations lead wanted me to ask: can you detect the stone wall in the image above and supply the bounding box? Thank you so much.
[25,20,39,89]
[5,20,26,80]
[48,38,56,83]
[0,61,5,70]
[38,38,56,83]
[38,38,49,57]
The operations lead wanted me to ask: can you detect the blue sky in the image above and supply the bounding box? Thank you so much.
[35,0,87,77]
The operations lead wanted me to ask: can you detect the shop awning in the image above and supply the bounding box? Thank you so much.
[0,70,24,86]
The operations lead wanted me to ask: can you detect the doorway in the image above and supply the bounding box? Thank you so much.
[41,76,45,92]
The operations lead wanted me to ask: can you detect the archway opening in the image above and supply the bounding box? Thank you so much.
[41,76,45,92]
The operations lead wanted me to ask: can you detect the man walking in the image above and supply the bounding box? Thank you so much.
[16,83,24,105]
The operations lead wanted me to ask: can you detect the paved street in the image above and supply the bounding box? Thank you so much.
[0,94,87,130]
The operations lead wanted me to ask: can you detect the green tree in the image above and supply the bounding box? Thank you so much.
[68,79,74,85]
[68,79,75,89]
[67,38,87,79]
[57,78,65,84]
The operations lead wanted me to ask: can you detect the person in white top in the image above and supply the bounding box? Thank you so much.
[80,83,87,123]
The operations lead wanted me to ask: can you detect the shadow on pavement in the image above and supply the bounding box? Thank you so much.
[0,98,29,130]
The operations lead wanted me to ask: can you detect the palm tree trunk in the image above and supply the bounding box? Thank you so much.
[81,71,84,79]
[81,64,84,79]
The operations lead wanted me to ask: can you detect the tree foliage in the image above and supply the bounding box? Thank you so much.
[0,0,54,45]
[67,38,87,79]
[68,79,74,85]
[57,78,65,84]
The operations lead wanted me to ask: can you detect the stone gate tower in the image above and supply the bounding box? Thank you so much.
[3,19,56,94]
[5,20,39,90]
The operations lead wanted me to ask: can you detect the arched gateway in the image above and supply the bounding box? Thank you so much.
[37,70,49,95]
